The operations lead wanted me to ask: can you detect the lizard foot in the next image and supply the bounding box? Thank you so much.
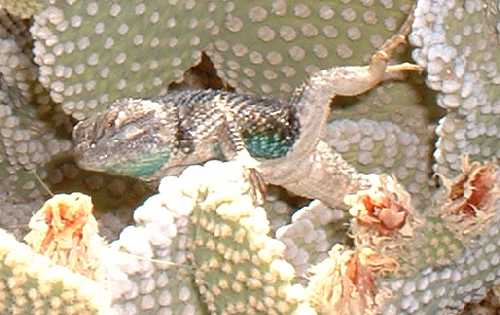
[234,150,267,205]
[369,7,423,81]
[246,168,267,206]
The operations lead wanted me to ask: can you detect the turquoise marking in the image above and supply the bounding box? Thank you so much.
[107,148,171,177]
[244,133,291,159]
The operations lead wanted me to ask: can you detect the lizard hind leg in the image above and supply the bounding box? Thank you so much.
[369,5,423,78]
[260,6,423,194]
[291,5,421,107]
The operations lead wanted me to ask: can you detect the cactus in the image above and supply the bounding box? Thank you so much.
[326,80,442,207]
[275,200,348,280]
[0,10,72,203]
[0,74,71,202]
[0,158,499,314]
[410,0,500,177]
[0,228,111,314]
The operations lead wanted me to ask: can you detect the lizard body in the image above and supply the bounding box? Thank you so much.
[73,13,421,208]
[73,89,299,179]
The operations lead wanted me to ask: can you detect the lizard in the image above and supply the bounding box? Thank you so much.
[72,11,422,209]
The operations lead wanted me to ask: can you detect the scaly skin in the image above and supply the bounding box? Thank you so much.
[72,90,299,179]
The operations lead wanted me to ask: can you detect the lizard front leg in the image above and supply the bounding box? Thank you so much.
[212,94,267,204]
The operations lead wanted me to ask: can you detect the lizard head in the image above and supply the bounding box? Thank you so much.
[72,98,178,180]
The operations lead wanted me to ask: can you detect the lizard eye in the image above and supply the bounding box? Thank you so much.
[113,124,145,141]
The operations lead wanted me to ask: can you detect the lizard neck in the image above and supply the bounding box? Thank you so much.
[290,73,334,155]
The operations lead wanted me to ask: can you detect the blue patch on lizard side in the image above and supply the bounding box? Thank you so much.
[107,148,171,178]
[244,133,292,159]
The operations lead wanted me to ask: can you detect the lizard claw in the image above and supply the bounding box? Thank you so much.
[246,167,267,205]
[234,150,267,205]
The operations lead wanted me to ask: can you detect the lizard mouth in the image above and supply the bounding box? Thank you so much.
[72,119,101,166]
[72,140,117,175]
